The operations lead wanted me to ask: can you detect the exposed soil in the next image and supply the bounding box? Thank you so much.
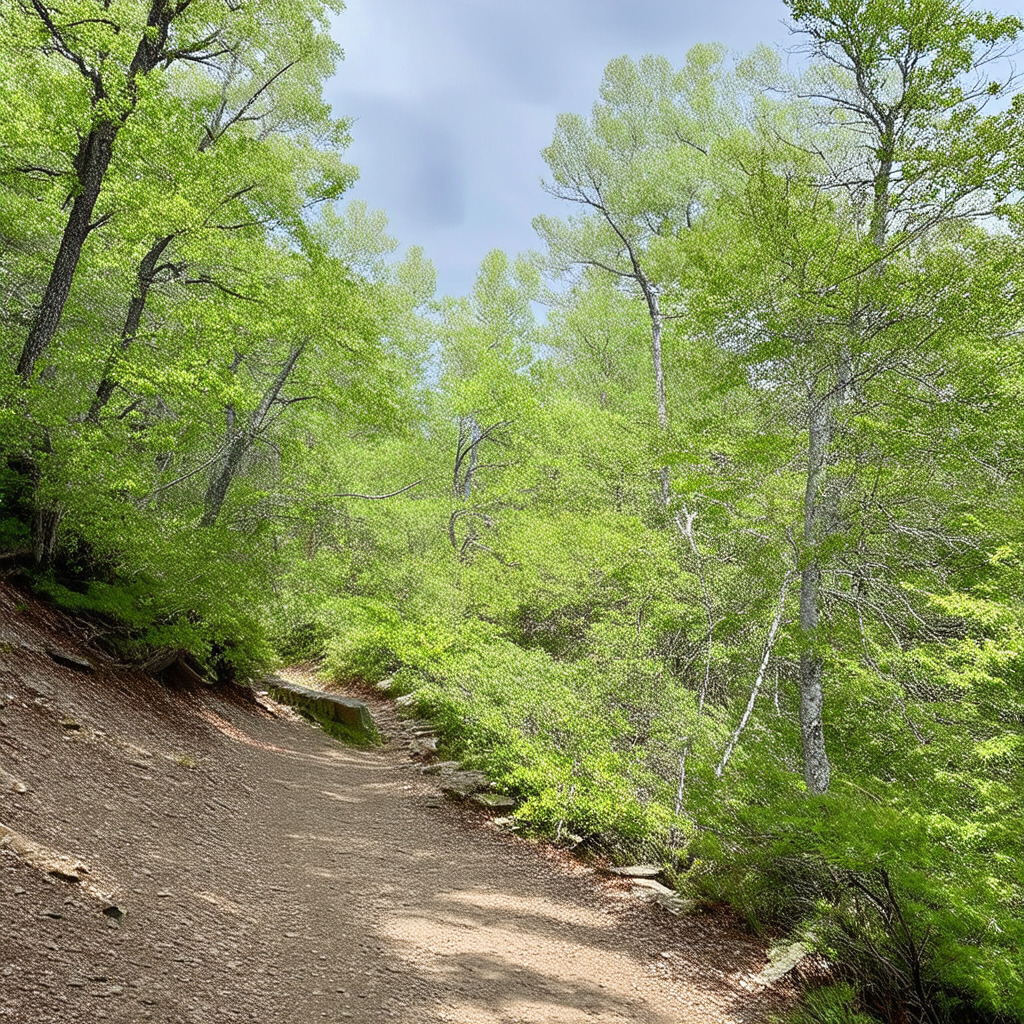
[0,583,800,1023]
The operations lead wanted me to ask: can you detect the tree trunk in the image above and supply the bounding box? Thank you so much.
[87,235,174,421]
[868,122,894,250]
[797,126,892,794]
[17,122,118,381]
[643,286,668,432]
[454,415,482,499]
[799,394,832,795]
[638,282,672,505]
[199,344,304,527]
[32,504,63,571]
[199,433,248,529]
[798,123,892,796]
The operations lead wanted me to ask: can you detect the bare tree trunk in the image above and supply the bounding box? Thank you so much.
[642,284,668,432]
[87,234,174,421]
[200,344,304,527]
[17,123,118,380]
[799,395,832,795]
[717,574,791,777]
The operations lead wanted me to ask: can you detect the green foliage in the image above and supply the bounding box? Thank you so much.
[321,605,673,843]
[2,5,1022,1023]
[0,0,428,680]
[786,983,879,1024]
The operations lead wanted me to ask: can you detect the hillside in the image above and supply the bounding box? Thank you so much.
[0,583,803,1023]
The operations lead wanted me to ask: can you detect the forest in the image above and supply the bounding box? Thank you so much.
[0,2,1021,1022]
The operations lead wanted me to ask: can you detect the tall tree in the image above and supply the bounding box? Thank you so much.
[11,0,255,381]
[536,49,729,459]
[777,0,1021,793]
[85,6,353,421]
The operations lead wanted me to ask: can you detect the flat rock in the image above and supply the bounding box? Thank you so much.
[421,761,460,775]
[46,647,92,672]
[632,878,675,897]
[752,940,814,985]
[607,864,662,878]
[439,771,490,799]
[1,771,28,794]
[632,878,696,916]
[469,793,516,810]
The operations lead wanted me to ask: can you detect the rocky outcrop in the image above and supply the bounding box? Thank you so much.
[438,770,491,799]
[469,793,516,810]
[264,677,378,745]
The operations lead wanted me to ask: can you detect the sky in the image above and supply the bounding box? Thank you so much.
[323,0,1021,299]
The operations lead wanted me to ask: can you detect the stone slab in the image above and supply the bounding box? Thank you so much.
[469,793,516,810]
[439,771,490,798]
[632,878,676,897]
[607,864,662,878]
[46,647,92,672]
[265,678,377,743]
[752,940,814,985]
[631,878,696,916]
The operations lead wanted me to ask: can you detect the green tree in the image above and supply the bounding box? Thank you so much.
[84,3,353,422]
[10,0,276,380]
[748,0,1023,794]
[536,48,731,457]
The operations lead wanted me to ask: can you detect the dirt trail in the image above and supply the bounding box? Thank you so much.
[0,585,797,1023]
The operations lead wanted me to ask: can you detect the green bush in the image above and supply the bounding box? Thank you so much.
[787,984,879,1024]
[322,604,672,841]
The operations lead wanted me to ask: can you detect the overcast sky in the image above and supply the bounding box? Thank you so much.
[324,0,1020,298]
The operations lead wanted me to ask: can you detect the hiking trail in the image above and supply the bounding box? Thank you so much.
[0,584,802,1023]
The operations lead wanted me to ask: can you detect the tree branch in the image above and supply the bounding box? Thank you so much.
[326,480,423,501]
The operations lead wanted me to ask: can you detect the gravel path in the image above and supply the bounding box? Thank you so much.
[0,584,797,1023]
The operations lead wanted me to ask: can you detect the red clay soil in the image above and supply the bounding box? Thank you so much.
[0,582,801,1023]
